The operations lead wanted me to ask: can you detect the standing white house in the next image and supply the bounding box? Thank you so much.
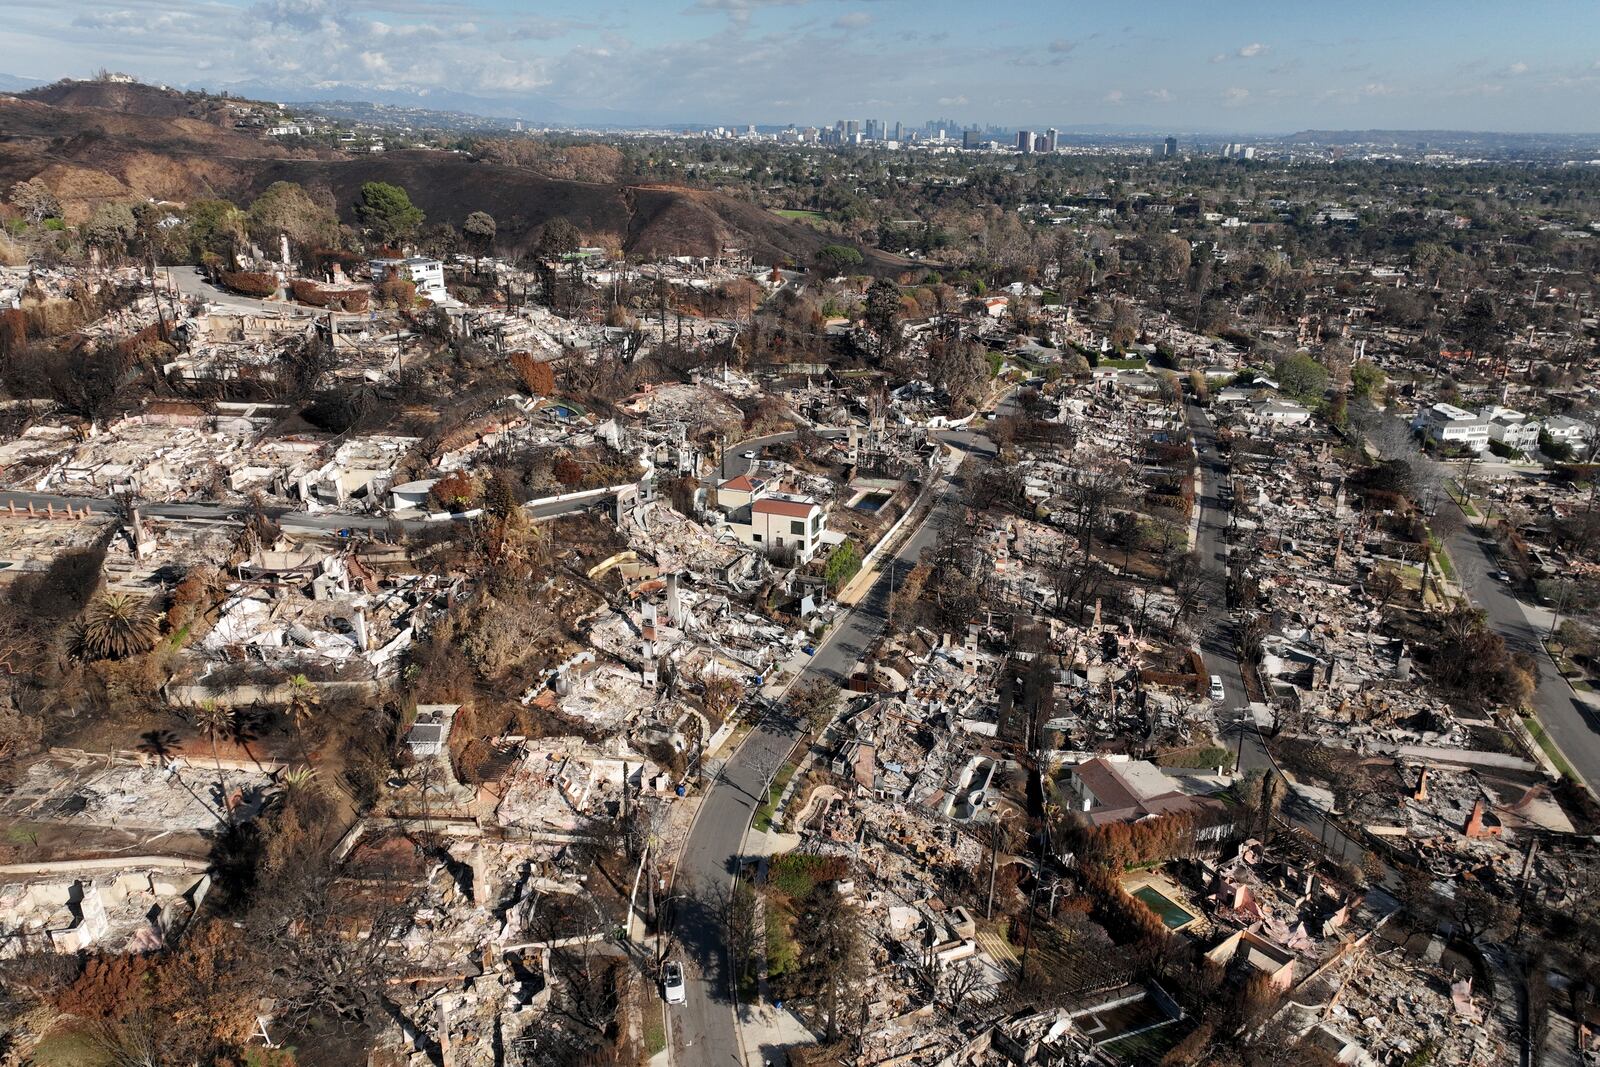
[1415,402,1489,453]
[369,256,448,303]
[1481,406,1541,454]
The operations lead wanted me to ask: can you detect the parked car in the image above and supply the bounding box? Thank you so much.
[1209,675,1226,703]
[741,450,757,459]
[662,961,686,1004]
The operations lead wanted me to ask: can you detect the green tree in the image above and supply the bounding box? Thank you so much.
[536,218,581,259]
[463,211,497,262]
[82,203,138,254]
[8,178,61,223]
[929,337,989,414]
[246,182,339,254]
[822,540,861,593]
[184,199,246,260]
[354,182,424,245]
[1350,360,1386,400]
[815,243,863,274]
[1275,352,1330,403]
[864,277,903,357]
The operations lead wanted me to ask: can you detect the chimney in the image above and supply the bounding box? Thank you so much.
[351,607,370,653]
[665,572,683,627]
[1464,798,1502,839]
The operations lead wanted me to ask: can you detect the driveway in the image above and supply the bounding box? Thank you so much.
[159,265,318,318]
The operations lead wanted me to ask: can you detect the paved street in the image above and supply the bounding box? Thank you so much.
[0,488,607,538]
[669,419,999,1066]
[1446,518,1600,792]
[1185,402,1365,864]
[158,265,319,318]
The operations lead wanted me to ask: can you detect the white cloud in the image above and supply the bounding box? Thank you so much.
[1222,86,1251,105]
[833,11,870,28]
[1102,89,1124,104]
[1506,60,1529,75]
[1143,88,1173,103]
[1213,42,1268,63]
[1048,38,1075,54]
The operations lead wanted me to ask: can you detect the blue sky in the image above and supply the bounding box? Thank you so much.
[5,0,1600,130]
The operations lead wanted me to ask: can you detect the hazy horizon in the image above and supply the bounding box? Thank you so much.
[6,0,1600,133]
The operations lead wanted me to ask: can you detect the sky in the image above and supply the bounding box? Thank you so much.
[5,0,1600,131]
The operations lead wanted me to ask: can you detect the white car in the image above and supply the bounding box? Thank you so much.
[1209,675,1226,703]
[741,450,757,460]
[662,961,686,1004]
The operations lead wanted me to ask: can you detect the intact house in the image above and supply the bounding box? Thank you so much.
[369,256,448,303]
[1482,406,1541,454]
[1414,402,1489,453]
[715,473,770,511]
[728,494,827,563]
[1543,414,1595,451]
[1248,399,1312,427]
[406,704,459,759]
[1063,756,1232,836]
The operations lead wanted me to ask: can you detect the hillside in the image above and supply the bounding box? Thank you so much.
[248,152,839,263]
[0,82,864,265]
[18,79,273,123]
[0,88,305,223]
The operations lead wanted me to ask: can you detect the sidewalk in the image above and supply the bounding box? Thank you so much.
[737,1001,816,1067]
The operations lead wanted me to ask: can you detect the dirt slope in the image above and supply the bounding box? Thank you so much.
[250,151,836,263]
[0,85,868,265]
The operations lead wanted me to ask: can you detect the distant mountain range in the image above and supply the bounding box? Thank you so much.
[0,74,45,93]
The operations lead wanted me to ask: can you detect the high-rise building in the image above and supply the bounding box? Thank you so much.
[962,129,982,149]
[1163,136,1178,158]
[864,119,880,140]
[845,119,860,140]
[893,121,904,142]
[1044,128,1058,153]
[1016,129,1032,153]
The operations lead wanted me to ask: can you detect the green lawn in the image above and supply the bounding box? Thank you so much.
[1523,715,1577,780]
[644,1016,667,1057]
[29,1031,113,1067]
[753,759,799,832]
[1100,356,1148,370]
[772,208,826,222]
[1426,535,1456,582]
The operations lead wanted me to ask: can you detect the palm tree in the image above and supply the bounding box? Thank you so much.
[73,594,160,660]
[191,700,236,827]
[285,673,320,762]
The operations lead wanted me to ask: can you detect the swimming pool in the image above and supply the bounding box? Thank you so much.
[1132,885,1196,929]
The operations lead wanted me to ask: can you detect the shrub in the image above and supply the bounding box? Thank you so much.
[290,278,369,312]
[429,471,478,512]
[220,271,278,298]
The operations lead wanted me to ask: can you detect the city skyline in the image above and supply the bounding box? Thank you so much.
[5,0,1600,131]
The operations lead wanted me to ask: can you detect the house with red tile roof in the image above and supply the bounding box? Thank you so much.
[727,493,827,562]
